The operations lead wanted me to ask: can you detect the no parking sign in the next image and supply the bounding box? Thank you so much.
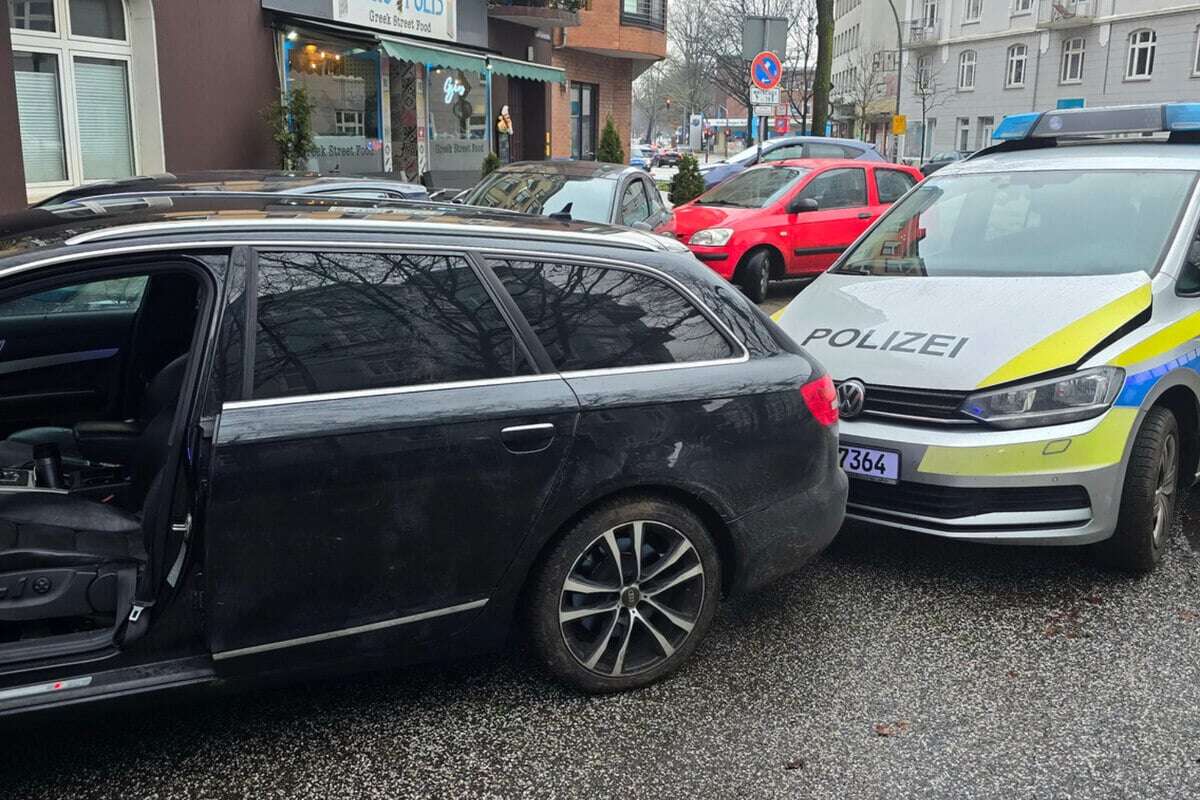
[750,51,782,91]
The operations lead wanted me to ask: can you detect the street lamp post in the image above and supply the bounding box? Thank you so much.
[886,0,903,163]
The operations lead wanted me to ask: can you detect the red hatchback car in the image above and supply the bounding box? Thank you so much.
[660,159,923,302]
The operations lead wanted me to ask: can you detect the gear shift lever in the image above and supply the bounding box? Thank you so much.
[32,442,65,489]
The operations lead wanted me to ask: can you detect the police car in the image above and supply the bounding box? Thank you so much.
[776,103,1200,572]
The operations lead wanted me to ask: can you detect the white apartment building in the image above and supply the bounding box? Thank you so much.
[896,0,1200,161]
[830,0,904,149]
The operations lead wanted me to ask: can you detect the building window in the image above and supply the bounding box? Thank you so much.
[10,0,136,188]
[958,50,976,89]
[1005,43,1027,87]
[956,117,970,152]
[1013,0,1032,13]
[335,110,365,136]
[977,116,994,148]
[1061,37,1085,83]
[1194,26,1200,76]
[922,0,937,26]
[963,0,982,23]
[570,81,598,161]
[1126,29,1156,79]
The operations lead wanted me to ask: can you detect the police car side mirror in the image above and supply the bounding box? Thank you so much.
[788,197,820,214]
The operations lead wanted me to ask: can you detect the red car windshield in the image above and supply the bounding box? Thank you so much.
[695,166,810,209]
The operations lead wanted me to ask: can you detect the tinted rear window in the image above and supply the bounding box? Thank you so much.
[490,260,737,372]
[247,251,530,399]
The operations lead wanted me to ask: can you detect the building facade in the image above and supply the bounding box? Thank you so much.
[896,0,1200,161]
[831,0,901,149]
[0,0,664,210]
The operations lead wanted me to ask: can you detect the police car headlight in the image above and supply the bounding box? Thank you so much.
[689,228,734,246]
[961,367,1125,429]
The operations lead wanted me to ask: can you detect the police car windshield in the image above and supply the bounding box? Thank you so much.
[836,169,1197,277]
[695,166,809,208]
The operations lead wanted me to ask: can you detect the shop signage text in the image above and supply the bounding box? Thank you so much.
[333,0,457,43]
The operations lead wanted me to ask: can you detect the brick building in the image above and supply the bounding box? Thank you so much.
[0,0,665,211]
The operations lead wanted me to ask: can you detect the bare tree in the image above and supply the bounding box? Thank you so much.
[781,0,817,133]
[666,0,716,121]
[811,0,833,136]
[633,61,672,143]
[838,49,887,140]
[907,54,954,162]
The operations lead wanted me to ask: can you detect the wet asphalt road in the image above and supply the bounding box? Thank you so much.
[5,499,1200,800]
[5,283,1200,799]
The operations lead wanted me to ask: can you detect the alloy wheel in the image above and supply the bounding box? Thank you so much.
[558,520,705,677]
[1152,432,1178,547]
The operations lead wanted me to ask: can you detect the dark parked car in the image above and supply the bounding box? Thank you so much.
[34,170,430,206]
[461,161,670,230]
[656,148,681,167]
[700,136,885,189]
[919,151,971,176]
[0,193,845,714]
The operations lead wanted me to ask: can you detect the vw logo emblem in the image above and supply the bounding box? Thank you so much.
[837,379,867,419]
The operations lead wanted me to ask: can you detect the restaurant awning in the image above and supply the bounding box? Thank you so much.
[488,54,566,84]
[379,36,566,84]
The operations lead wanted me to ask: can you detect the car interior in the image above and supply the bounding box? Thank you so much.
[0,264,203,664]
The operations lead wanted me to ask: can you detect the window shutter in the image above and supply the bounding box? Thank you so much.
[74,57,134,180]
[13,66,67,183]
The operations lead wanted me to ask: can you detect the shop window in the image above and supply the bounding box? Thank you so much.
[286,36,383,173]
[335,110,365,137]
[570,82,598,161]
[9,0,135,188]
[426,67,488,180]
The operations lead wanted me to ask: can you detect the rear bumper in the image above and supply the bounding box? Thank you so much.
[728,460,847,594]
[838,410,1138,545]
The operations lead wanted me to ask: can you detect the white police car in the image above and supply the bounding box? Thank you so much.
[776,103,1200,572]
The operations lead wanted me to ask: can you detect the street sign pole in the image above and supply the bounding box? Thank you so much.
[749,49,783,163]
[744,17,787,152]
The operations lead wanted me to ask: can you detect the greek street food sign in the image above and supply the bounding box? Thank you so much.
[333,0,457,43]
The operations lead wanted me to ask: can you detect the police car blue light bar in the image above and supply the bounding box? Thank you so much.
[992,103,1200,141]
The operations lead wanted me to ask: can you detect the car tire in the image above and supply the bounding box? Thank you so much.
[526,495,721,693]
[736,250,771,304]
[1094,406,1181,574]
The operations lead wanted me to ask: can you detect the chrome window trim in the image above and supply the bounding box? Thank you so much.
[2,239,752,411]
[211,599,489,660]
[60,217,668,252]
[223,373,563,411]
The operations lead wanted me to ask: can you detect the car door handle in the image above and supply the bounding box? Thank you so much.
[500,422,557,454]
[857,212,872,219]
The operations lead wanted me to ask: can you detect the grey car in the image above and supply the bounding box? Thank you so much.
[700,136,884,188]
[462,161,670,231]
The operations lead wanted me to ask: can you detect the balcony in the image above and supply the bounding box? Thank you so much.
[563,0,667,60]
[904,18,943,49]
[488,0,583,28]
[620,0,667,31]
[1037,0,1095,29]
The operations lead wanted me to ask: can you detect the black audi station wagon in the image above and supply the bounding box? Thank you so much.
[0,195,846,713]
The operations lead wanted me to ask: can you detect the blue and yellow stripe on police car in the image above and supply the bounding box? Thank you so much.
[920,309,1200,477]
[975,283,1152,389]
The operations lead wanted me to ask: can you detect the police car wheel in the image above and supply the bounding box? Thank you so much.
[737,251,771,304]
[524,495,721,693]
[1095,406,1180,574]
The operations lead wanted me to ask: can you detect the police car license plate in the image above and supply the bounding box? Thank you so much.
[838,445,900,484]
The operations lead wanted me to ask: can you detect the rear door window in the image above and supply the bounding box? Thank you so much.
[875,169,918,204]
[490,260,737,372]
[798,167,868,210]
[619,180,652,226]
[245,251,531,400]
[804,142,856,158]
